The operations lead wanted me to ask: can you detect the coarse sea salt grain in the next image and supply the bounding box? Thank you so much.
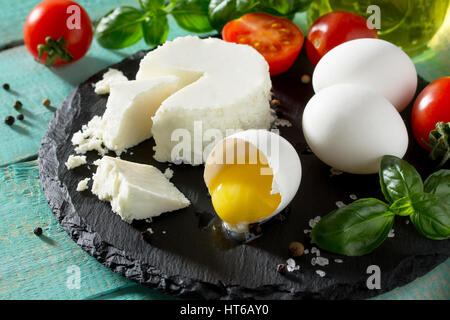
[316,270,326,277]
[304,249,309,254]
[311,247,320,256]
[304,229,311,234]
[147,227,154,234]
[286,258,300,272]
[388,229,395,238]
[311,257,329,266]
[336,201,346,208]
[330,168,343,176]
[349,194,357,200]
[334,259,344,263]
[308,216,321,228]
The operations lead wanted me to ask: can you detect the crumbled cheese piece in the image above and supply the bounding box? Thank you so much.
[308,216,321,228]
[164,168,174,180]
[304,249,309,255]
[65,155,87,170]
[162,230,167,234]
[286,258,300,272]
[304,229,311,234]
[316,270,326,277]
[388,229,395,238]
[76,178,90,192]
[147,227,154,234]
[334,259,344,263]
[145,218,153,223]
[349,194,358,200]
[94,68,128,94]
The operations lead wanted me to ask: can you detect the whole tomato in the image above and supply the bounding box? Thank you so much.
[24,0,93,66]
[306,11,378,66]
[411,77,450,155]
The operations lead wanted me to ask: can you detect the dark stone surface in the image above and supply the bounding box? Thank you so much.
[39,47,449,300]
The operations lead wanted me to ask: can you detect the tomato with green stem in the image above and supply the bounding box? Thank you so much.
[222,13,304,76]
[24,0,93,67]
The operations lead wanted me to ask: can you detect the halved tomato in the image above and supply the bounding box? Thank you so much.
[222,13,304,76]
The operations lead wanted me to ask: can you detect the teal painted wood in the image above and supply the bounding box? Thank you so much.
[0,16,213,167]
[0,0,140,47]
[0,160,448,300]
[0,160,134,299]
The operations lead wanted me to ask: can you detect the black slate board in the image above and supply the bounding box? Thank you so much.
[39,47,449,299]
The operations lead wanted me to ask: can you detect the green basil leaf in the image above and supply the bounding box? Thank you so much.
[259,0,291,15]
[310,199,394,256]
[379,155,424,204]
[95,6,145,49]
[172,0,214,33]
[390,197,415,216]
[142,13,169,46]
[424,169,450,197]
[409,193,450,240]
[139,0,165,12]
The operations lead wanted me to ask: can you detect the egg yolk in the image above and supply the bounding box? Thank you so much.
[209,157,281,229]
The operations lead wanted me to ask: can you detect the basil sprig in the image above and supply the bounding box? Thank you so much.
[311,155,450,256]
[95,0,313,49]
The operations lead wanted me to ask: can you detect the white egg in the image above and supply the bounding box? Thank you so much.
[204,129,302,233]
[313,38,417,112]
[302,84,409,174]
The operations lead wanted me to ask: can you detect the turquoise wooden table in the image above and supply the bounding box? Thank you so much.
[0,1,448,300]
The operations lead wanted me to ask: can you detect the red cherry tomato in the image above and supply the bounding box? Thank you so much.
[24,0,93,67]
[222,13,304,76]
[306,11,378,66]
[411,77,450,150]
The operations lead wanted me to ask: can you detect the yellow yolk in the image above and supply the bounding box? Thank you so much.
[209,159,281,229]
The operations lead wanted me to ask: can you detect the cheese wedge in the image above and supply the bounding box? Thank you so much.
[92,156,190,223]
[136,36,272,165]
[73,76,180,155]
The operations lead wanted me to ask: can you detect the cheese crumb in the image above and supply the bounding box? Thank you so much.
[65,155,87,170]
[94,68,128,94]
[76,178,90,192]
[72,116,107,156]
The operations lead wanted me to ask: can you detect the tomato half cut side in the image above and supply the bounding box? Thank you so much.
[222,13,304,76]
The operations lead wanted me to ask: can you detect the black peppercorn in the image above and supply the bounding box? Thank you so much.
[3,83,10,90]
[33,227,43,236]
[5,116,14,126]
[17,114,24,121]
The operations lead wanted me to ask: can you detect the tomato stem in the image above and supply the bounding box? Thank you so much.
[423,122,450,167]
[37,37,73,67]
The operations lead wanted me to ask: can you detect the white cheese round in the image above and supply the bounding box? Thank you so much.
[136,36,273,165]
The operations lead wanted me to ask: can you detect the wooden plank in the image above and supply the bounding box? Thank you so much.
[0,0,139,48]
[0,16,212,166]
